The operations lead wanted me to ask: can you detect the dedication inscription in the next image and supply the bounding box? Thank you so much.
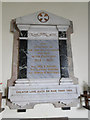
[27,40,60,79]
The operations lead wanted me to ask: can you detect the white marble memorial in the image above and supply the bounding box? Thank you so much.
[7,10,79,109]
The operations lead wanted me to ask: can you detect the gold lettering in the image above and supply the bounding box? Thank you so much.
[35,59,41,62]
[47,59,53,61]
[67,90,72,91]
[37,90,45,93]
[38,52,49,54]
[48,69,58,70]
[47,65,56,67]
[58,90,65,92]
[51,90,57,92]
[46,90,50,92]
[30,91,36,93]
[16,91,21,93]
[38,65,43,68]
[22,91,28,93]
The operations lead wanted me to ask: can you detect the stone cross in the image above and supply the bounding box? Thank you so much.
[38,12,49,23]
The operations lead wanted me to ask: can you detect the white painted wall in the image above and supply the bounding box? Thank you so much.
[0,2,2,91]
[2,2,88,118]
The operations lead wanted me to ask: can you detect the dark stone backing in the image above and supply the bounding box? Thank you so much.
[18,40,27,79]
[59,40,69,78]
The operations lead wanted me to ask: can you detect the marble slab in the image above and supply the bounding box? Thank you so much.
[27,40,60,79]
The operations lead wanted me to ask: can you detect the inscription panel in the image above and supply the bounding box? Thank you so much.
[27,40,60,79]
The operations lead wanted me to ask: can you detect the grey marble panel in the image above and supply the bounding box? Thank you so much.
[27,40,60,79]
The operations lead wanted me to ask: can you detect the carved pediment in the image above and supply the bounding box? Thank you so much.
[16,10,71,26]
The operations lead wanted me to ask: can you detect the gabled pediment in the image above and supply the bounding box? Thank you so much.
[16,10,71,26]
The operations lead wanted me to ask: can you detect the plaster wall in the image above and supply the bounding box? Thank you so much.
[2,2,88,118]
[0,2,2,88]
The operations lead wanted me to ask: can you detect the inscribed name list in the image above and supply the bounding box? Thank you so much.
[27,40,60,79]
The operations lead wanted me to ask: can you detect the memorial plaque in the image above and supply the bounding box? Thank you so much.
[7,11,79,109]
[27,40,60,79]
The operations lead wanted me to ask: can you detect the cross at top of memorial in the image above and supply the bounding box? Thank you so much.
[37,12,49,23]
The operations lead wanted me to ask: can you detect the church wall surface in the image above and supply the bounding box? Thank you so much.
[2,2,88,118]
